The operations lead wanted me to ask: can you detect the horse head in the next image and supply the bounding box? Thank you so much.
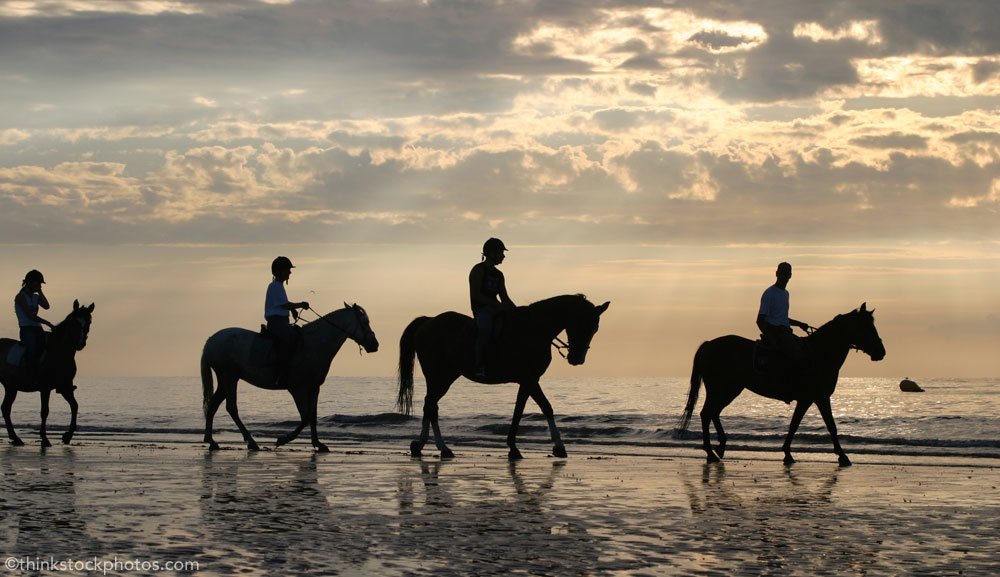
[849,302,885,361]
[58,299,95,351]
[345,302,379,353]
[563,297,610,366]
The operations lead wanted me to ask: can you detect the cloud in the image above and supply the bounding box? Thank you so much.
[850,132,928,150]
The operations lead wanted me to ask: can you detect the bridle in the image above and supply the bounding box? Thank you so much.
[302,305,370,355]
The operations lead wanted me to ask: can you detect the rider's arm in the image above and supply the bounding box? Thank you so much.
[789,318,810,332]
[756,313,769,335]
[35,288,50,310]
[497,278,515,309]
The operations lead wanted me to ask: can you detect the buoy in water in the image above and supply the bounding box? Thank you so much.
[899,378,923,392]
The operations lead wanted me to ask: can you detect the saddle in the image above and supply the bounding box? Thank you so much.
[249,325,302,368]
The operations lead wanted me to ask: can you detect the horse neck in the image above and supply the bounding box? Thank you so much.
[525,296,582,340]
[301,309,351,361]
[806,315,853,367]
[47,322,81,359]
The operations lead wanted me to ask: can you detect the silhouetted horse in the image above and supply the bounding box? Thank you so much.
[396,294,610,459]
[201,303,378,452]
[678,303,885,466]
[0,300,95,447]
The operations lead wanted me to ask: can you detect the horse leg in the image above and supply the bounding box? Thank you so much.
[506,385,531,460]
[782,400,812,465]
[2,386,24,446]
[699,407,719,462]
[816,397,851,467]
[527,384,567,458]
[426,392,454,459]
[61,389,79,444]
[711,415,727,458]
[203,380,228,451]
[276,386,310,448]
[39,389,52,448]
[224,383,259,451]
[307,386,328,453]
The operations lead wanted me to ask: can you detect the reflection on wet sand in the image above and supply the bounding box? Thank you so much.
[678,462,881,575]
[391,458,602,577]
[0,447,102,557]
[198,452,374,575]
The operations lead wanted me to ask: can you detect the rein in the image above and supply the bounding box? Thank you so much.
[552,336,570,360]
[303,306,365,356]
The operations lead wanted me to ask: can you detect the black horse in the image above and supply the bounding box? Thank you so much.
[678,303,885,466]
[0,300,95,447]
[396,294,610,459]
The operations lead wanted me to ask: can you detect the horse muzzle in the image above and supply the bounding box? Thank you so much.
[363,337,379,353]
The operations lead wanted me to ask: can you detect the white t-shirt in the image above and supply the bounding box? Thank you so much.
[264,280,290,320]
[15,292,41,328]
[758,285,790,328]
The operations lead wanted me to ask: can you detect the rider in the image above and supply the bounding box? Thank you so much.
[469,238,515,379]
[14,269,54,385]
[265,257,310,387]
[756,262,812,360]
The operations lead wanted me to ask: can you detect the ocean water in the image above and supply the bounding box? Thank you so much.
[4,375,998,462]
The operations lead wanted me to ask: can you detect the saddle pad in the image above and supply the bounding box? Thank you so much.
[6,344,25,367]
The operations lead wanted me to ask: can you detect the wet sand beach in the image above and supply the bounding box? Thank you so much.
[2,440,998,577]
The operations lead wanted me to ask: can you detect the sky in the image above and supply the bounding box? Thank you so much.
[0,0,997,379]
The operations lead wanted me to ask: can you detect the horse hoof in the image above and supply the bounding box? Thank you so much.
[508,448,523,461]
[41,439,52,448]
[440,448,455,459]
[715,446,726,458]
[208,442,220,452]
[248,443,261,452]
[552,445,568,459]
[838,455,852,467]
[783,455,795,466]
[10,438,24,447]
[315,443,330,453]
[706,452,720,463]
[409,441,423,457]
[275,437,289,447]
[61,433,73,445]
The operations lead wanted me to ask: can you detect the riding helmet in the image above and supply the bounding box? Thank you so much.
[23,270,45,285]
[271,256,295,276]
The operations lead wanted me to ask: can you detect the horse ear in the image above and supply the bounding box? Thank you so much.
[87,303,95,312]
[345,301,350,309]
[73,299,80,310]
[860,302,867,312]
[597,301,610,315]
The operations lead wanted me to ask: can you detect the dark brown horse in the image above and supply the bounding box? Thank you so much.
[0,300,95,447]
[396,294,610,460]
[678,303,885,466]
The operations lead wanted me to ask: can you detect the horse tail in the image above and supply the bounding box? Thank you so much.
[396,316,430,415]
[676,341,708,435]
[201,338,215,419]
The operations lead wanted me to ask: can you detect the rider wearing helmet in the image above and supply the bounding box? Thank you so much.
[14,269,53,385]
[756,262,811,360]
[265,257,310,387]
[469,238,515,379]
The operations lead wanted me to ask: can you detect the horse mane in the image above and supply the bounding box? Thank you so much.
[806,307,868,342]
[527,294,589,309]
